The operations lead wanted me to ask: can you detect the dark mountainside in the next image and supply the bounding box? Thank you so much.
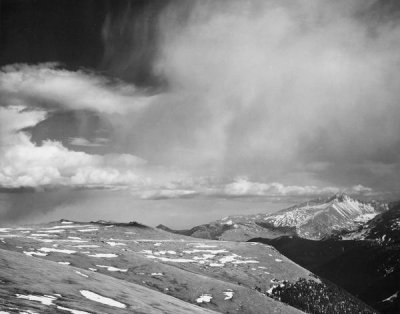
[249,203,400,313]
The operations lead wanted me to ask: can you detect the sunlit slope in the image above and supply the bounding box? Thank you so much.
[0,220,305,314]
[0,248,219,314]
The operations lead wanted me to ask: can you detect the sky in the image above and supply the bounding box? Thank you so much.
[1,0,400,227]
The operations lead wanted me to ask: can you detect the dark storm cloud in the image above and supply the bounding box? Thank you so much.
[0,0,107,69]
[99,0,400,194]
[100,0,171,86]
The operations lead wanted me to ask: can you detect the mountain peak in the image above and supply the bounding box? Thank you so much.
[260,193,385,240]
[329,192,352,202]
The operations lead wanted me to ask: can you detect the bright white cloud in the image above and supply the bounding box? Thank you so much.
[0,106,182,189]
[0,63,155,114]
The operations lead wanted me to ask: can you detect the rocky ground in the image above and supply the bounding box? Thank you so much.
[0,219,375,313]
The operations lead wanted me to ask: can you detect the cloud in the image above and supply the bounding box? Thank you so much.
[147,0,400,191]
[2,0,400,200]
[69,137,109,147]
[137,189,198,200]
[0,63,154,114]
[222,177,372,197]
[0,103,370,198]
[0,106,186,190]
[87,0,400,193]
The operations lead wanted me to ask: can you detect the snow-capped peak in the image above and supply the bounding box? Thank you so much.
[260,194,386,239]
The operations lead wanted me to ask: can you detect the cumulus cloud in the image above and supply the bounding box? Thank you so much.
[0,63,154,114]
[0,106,186,190]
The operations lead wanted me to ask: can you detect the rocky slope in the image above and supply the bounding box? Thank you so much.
[0,220,375,313]
[158,194,388,241]
[249,203,400,313]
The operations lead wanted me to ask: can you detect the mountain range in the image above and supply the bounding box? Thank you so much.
[0,217,375,313]
[158,194,399,313]
[0,193,398,313]
[157,193,388,241]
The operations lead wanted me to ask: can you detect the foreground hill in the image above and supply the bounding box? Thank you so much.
[249,203,400,313]
[0,248,218,314]
[158,194,388,241]
[0,220,375,313]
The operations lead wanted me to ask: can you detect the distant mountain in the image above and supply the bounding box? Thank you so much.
[158,194,388,241]
[0,219,376,314]
[259,193,388,239]
[339,200,400,243]
[249,203,400,314]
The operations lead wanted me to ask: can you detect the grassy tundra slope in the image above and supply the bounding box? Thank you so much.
[0,220,307,314]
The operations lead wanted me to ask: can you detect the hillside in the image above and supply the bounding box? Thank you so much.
[0,219,375,313]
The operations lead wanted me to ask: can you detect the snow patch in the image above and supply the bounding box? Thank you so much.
[193,244,217,248]
[96,265,128,272]
[23,251,48,257]
[80,290,126,308]
[15,294,56,306]
[75,270,89,278]
[223,290,234,300]
[78,229,99,232]
[106,242,126,247]
[383,291,398,302]
[39,248,76,254]
[232,260,259,264]
[88,253,118,258]
[56,306,90,314]
[196,294,212,303]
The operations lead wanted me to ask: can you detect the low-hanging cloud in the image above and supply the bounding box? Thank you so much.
[223,177,373,198]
